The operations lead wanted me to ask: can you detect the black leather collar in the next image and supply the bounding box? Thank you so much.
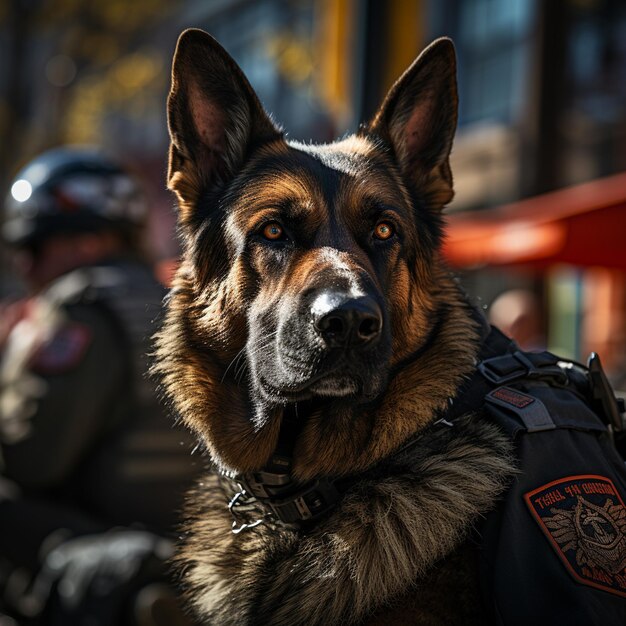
[219,403,358,532]
[224,464,345,532]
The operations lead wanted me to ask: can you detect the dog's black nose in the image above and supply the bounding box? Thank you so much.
[312,293,382,348]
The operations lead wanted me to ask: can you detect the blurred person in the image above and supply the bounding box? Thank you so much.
[488,288,545,351]
[0,148,197,626]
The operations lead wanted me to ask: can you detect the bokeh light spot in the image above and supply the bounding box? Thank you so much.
[11,180,33,203]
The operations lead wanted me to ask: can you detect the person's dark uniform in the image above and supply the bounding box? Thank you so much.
[0,149,198,625]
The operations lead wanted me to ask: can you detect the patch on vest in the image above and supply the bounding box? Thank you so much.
[490,387,535,409]
[30,323,92,374]
[525,475,626,597]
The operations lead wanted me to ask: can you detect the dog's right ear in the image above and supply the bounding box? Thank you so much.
[366,38,458,207]
[167,29,281,220]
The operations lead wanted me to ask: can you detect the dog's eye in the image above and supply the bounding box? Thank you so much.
[262,222,285,241]
[373,222,395,241]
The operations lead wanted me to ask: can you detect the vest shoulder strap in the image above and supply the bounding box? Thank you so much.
[447,325,625,440]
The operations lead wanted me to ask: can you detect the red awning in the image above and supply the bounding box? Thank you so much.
[443,172,626,270]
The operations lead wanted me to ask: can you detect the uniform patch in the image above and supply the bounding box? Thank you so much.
[490,387,535,409]
[30,323,92,374]
[525,475,626,597]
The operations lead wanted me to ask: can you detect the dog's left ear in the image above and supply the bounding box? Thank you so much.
[366,38,458,203]
[167,29,282,220]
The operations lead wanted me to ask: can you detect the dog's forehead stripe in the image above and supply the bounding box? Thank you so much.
[291,140,411,222]
[289,136,383,180]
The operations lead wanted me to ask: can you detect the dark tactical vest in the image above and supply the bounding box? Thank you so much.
[466,327,626,625]
[4,259,198,534]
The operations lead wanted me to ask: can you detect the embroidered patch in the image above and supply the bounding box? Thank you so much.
[525,475,626,597]
[490,387,535,409]
[30,323,92,374]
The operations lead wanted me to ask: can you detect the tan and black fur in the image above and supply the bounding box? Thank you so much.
[155,29,516,625]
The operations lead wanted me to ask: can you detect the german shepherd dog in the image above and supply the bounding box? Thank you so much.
[155,29,515,625]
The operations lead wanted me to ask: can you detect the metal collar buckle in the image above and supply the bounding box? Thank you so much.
[239,470,291,499]
[266,479,340,524]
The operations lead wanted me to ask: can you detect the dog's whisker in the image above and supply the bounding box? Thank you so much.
[221,347,247,383]
[222,330,282,383]
[234,357,249,384]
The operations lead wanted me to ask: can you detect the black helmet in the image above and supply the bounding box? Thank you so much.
[3,147,146,247]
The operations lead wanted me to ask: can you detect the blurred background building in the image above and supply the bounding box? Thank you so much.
[1,0,625,383]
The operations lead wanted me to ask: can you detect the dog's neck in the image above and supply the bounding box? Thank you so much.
[182,400,516,626]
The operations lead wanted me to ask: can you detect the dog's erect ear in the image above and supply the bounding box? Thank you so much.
[366,38,458,201]
[167,29,281,211]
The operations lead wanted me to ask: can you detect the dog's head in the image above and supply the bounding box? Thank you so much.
[158,30,477,477]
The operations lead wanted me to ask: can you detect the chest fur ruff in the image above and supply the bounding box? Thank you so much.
[178,415,515,625]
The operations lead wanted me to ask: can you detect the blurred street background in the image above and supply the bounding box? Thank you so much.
[1,0,626,385]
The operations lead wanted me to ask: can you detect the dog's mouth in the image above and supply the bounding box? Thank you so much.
[307,373,360,397]
[256,356,384,404]
[258,372,357,402]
